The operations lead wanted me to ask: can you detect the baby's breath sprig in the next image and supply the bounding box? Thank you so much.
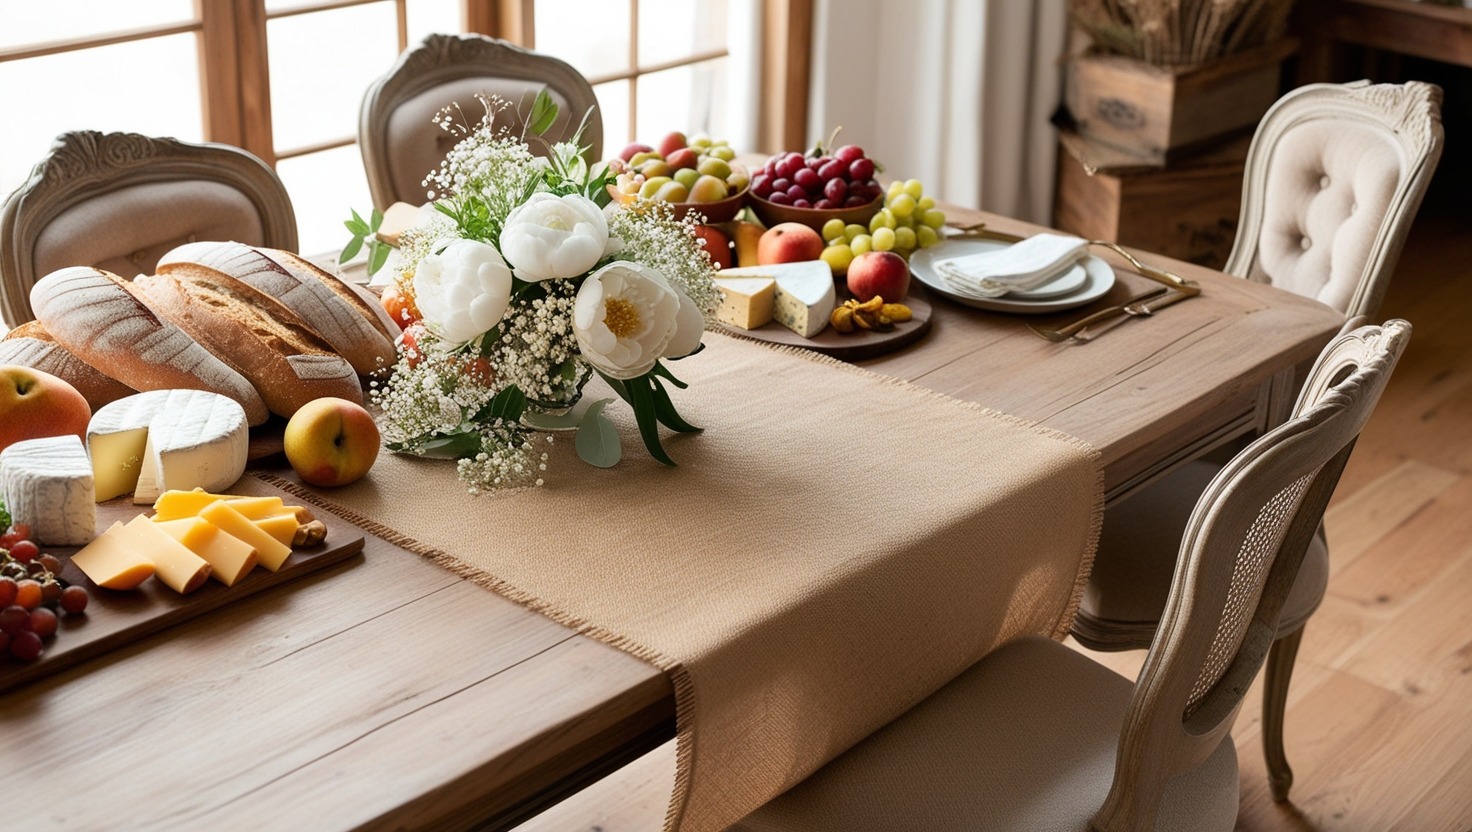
[607,201,721,320]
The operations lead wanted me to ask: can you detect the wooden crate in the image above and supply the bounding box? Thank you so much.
[1053,131,1251,270]
[1064,38,1296,163]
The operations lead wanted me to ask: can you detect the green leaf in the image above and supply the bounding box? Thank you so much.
[344,218,369,234]
[434,202,458,220]
[488,384,527,422]
[368,241,391,275]
[369,206,384,232]
[351,207,366,227]
[415,432,482,459]
[528,88,559,136]
[0,498,10,533]
[625,375,676,466]
[599,372,631,405]
[649,361,689,389]
[650,376,701,433]
[339,235,364,264]
[575,400,621,468]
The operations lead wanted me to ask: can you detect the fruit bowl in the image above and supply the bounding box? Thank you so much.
[747,192,883,233]
[606,182,749,224]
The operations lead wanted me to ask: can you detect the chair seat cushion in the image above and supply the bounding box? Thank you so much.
[1075,461,1328,649]
[730,635,1237,832]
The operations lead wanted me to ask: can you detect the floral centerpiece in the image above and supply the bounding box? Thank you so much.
[361,93,721,492]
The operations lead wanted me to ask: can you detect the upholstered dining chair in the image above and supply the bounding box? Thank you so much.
[1072,80,1442,801]
[0,130,297,328]
[731,320,1409,832]
[358,33,603,210]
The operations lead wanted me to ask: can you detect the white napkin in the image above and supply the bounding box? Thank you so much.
[935,232,1088,298]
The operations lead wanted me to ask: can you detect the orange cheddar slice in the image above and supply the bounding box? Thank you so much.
[118,515,211,593]
[152,489,286,521]
[69,521,156,590]
[154,517,259,587]
[199,500,293,571]
[252,514,300,547]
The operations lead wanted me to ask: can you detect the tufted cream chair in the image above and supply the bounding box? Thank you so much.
[359,33,602,211]
[1073,81,1442,803]
[1226,80,1444,316]
[0,131,297,328]
[732,321,1409,832]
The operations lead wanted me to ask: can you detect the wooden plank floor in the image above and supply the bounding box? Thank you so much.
[512,206,1472,831]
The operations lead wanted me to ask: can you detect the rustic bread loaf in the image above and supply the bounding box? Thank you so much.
[158,241,396,375]
[0,321,137,408]
[29,267,269,425]
[135,266,364,417]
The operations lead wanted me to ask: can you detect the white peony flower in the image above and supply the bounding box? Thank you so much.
[573,262,700,379]
[413,239,514,345]
[499,193,616,282]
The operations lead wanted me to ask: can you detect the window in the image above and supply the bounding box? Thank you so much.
[0,1,804,256]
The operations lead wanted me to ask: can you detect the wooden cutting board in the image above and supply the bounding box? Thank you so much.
[0,481,364,693]
[714,283,933,360]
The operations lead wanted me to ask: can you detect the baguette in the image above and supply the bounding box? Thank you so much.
[158,241,396,375]
[135,267,364,417]
[29,267,269,425]
[0,321,136,408]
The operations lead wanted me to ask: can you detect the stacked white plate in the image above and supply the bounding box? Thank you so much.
[909,235,1116,314]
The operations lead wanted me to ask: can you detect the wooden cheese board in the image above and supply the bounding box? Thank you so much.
[0,478,364,693]
[716,283,933,360]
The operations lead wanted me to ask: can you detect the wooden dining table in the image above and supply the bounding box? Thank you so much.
[0,205,1344,831]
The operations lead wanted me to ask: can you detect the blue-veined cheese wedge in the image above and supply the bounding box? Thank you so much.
[718,261,836,338]
[712,276,776,330]
[87,389,249,504]
[0,435,95,546]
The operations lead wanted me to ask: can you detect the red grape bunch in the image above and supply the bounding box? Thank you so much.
[1,522,89,664]
[752,143,883,210]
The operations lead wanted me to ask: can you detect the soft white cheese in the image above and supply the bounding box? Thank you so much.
[0,435,96,546]
[719,261,836,338]
[88,390,249,504]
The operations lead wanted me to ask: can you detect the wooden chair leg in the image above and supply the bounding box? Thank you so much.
[1263,626,1304,802]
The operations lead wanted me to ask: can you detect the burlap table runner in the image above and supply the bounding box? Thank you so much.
[262,333,1102,831]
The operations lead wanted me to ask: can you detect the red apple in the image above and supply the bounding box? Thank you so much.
[846,251,910,303]
[693,225,733,270]
[657,131,688,158]
[283,397,381,487]
[619,142,655,162]
[0,365,91,455]
[757,223,824,265]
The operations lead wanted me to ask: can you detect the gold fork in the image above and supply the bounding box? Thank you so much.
[1028,286,1171,342]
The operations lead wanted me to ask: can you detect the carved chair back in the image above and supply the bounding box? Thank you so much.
[1092,320,1410,829]
[0,131,297,328]
[358,33,603,210]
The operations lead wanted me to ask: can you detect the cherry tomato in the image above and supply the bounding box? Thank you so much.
[380,284,421,330]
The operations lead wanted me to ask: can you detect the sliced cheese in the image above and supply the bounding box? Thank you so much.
[199,500,293,571]
[118,515,211,594]
[719,262,835,337]
[153,490,285,521]
[153,517,258,587]
[90,390,250,504]
[69,521,155,590]
[0,435,95,546]
[713,276,776,330]
[252,514,300,547]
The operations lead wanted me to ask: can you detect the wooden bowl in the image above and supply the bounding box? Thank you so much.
[747,193,883,233]
[605,184,749,224]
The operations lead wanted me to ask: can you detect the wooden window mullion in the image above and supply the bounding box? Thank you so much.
[232,0,276,165]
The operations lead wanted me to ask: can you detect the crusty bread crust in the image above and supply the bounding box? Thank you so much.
[158,241,395,376]
[29,267,269,425]
[0,321,136,409]
[135,266,364,417]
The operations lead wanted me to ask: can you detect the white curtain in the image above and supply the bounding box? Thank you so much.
[807,0,1067,225]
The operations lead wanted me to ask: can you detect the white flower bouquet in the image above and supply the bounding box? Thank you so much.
[365,93,721,492]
